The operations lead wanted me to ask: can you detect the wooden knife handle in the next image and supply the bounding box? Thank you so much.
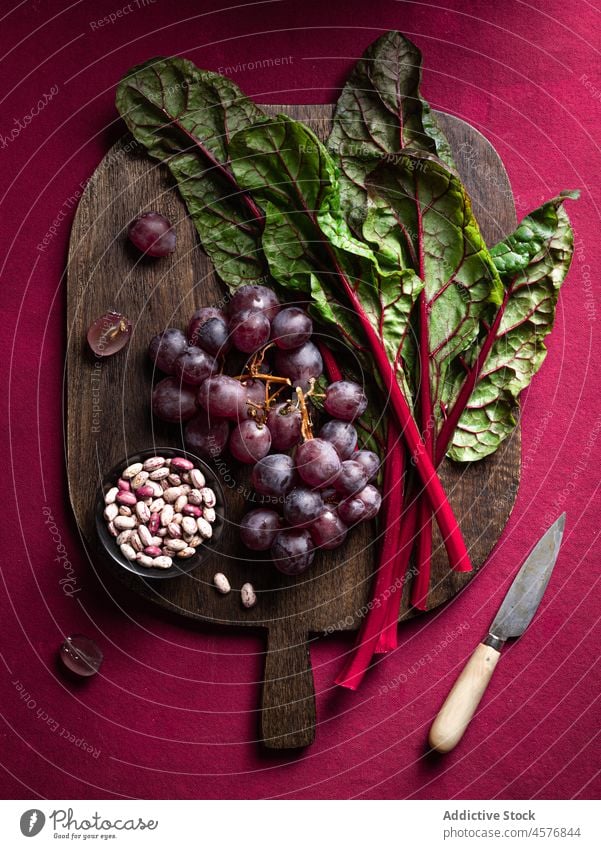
[429,642,501,753]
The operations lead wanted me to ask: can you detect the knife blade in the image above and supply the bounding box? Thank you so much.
[428,514,566,753]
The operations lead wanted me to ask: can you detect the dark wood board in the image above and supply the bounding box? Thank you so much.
[66,105,519,749]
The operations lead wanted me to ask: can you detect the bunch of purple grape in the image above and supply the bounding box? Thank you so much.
[147,285,382,575]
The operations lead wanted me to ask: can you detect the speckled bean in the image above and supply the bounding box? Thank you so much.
[103,503,118,522]
[200,487,216,508]
[122,462,143,479]
[176,547,195,559]
[170,457,194,472]
[160,505,174,526]
[104,486,119,505]
[203,507,216,523]
[136,502,151,523]
[138,524,153,547]
[120,543,137,561]
[241,583,257,608]
[143,456,166,471]
[116,491,137,506]
[189,468,205,489]
[114,515,137,531]
[213,573,231,594]
[149,466,170,481]
[153,555,173,569]
[174,494,188,513]
[196,517,212,539]
[163,487,183,504]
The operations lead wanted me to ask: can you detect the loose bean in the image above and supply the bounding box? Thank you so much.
[241,583,257,608]
[213,573,231,594]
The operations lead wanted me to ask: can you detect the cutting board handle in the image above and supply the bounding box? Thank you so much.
[261,624,316,749]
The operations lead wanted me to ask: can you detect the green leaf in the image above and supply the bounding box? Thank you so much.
[115,56,267,287]
[229,115,423,395]
[447,192,577,461]
[327,31,452,232]
[362,154,503,424]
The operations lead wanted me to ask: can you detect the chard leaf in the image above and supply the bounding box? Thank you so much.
[362,154,503,424]
[446,192,577,461]
[229,115,423,392]
[115,56,267,287]
[327,31,453,232]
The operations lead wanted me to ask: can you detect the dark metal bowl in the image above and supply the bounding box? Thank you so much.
[95,447,225,580]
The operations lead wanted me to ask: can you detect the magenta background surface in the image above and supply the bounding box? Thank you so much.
[1,0,599,799]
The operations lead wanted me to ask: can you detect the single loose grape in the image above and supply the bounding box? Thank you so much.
[87,311,131,357]
[128,211,176,257]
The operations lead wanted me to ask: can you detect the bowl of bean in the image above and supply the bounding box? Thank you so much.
[96,447,225,580]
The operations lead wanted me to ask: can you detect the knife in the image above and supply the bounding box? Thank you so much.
[429,513,566,753]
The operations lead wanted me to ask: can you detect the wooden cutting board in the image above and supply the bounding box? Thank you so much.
[66,105,519,749]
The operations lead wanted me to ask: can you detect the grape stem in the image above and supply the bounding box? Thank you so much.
[296,386,314,441]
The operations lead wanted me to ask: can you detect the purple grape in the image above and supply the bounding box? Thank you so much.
[266,402,302,450]
[128,212,176,257]
[284,487,324,527]
[184,411,230,458]
[148,328,188,375]
[197,375,247,419]
[318,420,357,459]
[338,484,382,524]
[354,449,381,482]
[295,438,341,488]
[87,311,131,357]
[240,379,265,420]
[324,380,368,421]
[275,341,323,390]
[152,377,198,423]
[271,307,313,350]
[251,454,296,497]
[229,284,280,321]
[173,345,217,385]
[188,307,224,342]
[240,509,282,551]
[229,420,272,464]
[194,316,230,356]
[310,509,348,550]
[229,310,271,353]
[333,460,369,497]
[271,528,315,575]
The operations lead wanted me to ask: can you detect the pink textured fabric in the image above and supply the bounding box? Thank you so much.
[1,0,599,800]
